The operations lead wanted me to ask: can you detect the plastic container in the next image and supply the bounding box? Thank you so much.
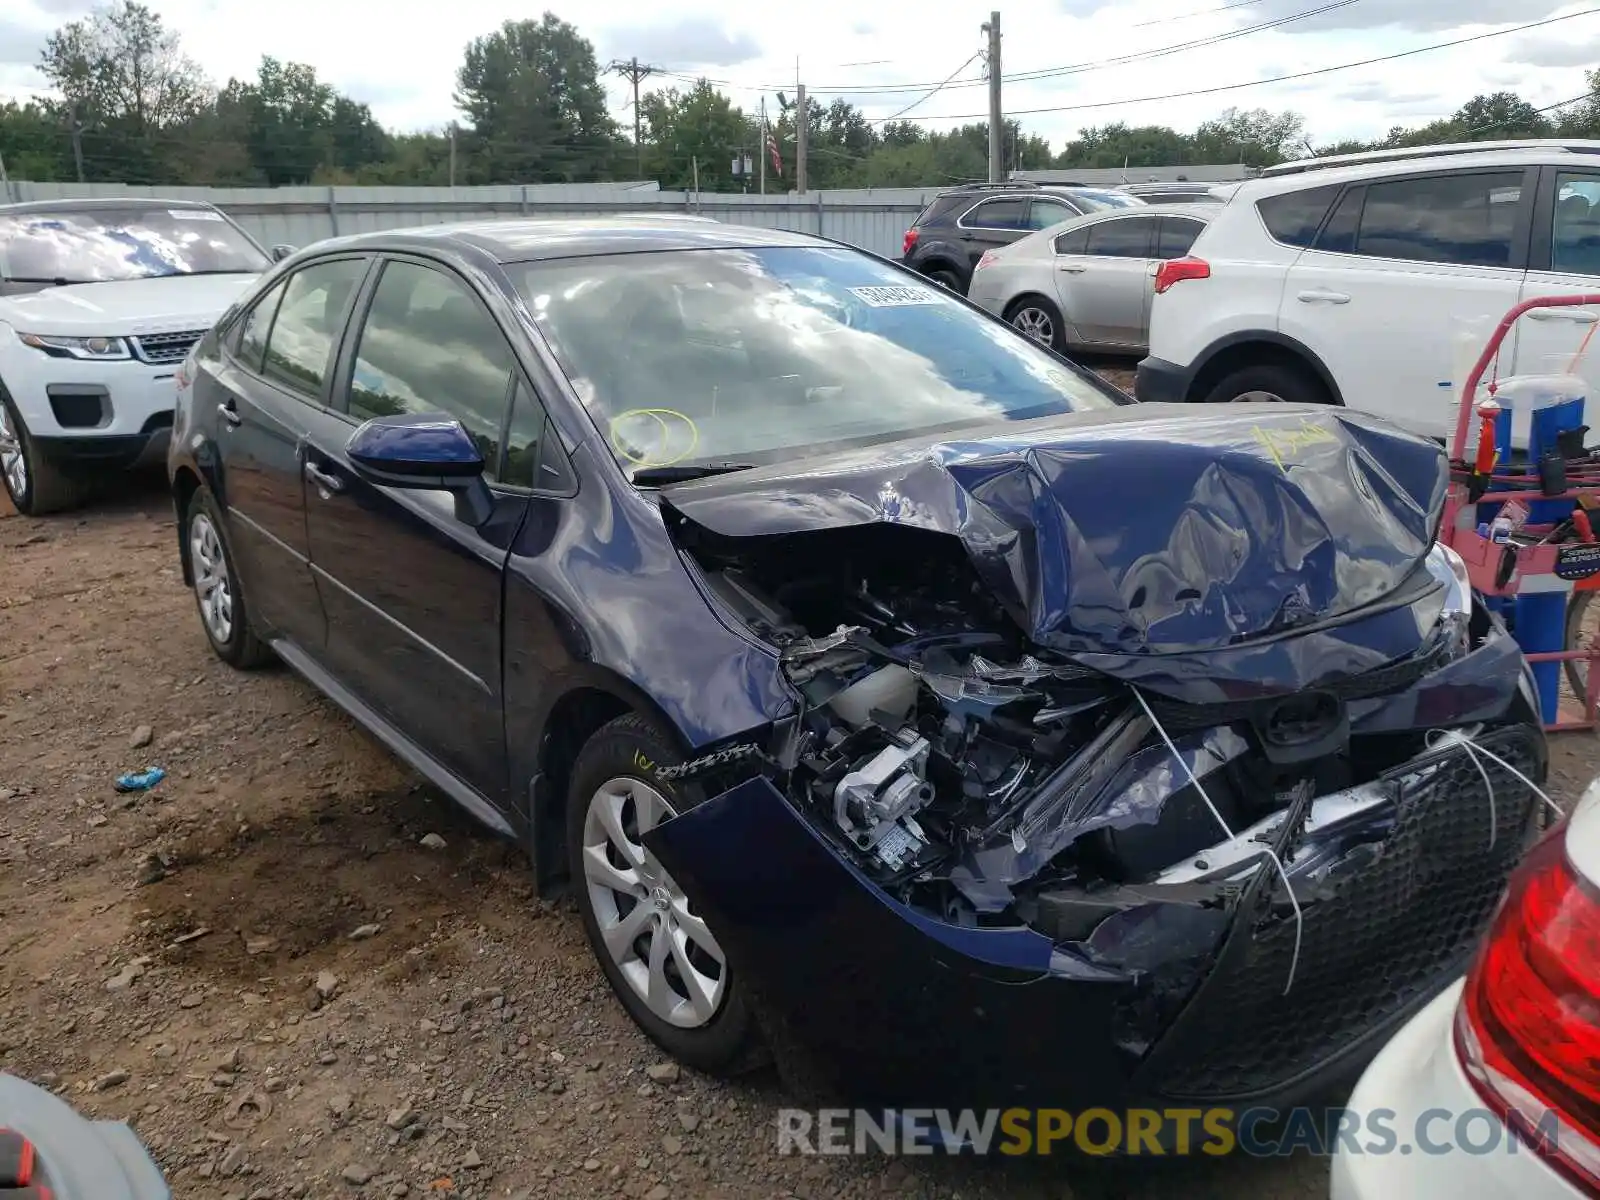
[1491,372,1587,462]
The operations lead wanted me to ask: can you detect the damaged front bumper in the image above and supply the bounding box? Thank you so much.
[643,620,1546,1110]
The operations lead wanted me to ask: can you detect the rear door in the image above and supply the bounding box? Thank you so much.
[209,256,370,648]
[298,255,534,805]
[1514,166,1600,403]
[1276,167,1532,439]
[1052,213,1160,348]
[1025,195,1080,233]
[956,197,1031,269]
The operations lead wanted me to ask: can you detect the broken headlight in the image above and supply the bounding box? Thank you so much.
[1426,541,1472,657]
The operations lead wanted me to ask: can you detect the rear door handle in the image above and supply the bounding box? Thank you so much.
[1527,308,1599,323]
[1057,263,1087,273]
[1296,289,1350,304]
[303,461,344,494]
[220,399,242,427]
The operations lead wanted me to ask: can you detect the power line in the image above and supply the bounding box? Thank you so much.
[880,53,980,122]
[898,7,1600,121]
[1133,0,1274,27]
[655,0,1355,97]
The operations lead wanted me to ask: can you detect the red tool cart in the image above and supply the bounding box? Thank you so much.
[1442,293,1600,733]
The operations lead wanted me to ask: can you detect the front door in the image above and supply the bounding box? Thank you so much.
[1514,167,1600,421]
[299,255,535,805]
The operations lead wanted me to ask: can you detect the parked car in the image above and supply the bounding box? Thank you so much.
[967,203,1213,354]
[0,197,290,516]
[1135,140,1600,441]
[169,216,1545,1113]
[1118,181,1240,205]
[900,180,1146,293]
[1331,775,1591,1199]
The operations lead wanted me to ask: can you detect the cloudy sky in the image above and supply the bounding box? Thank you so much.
[0,0,1596,152]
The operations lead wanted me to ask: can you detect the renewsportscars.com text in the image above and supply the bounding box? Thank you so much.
[776,1106,1564,1158]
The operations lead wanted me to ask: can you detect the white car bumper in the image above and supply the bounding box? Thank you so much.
[1331,980,1580,1200]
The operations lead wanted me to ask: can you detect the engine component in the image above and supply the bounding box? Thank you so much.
[826,664,918,729]
[833,731,935,869]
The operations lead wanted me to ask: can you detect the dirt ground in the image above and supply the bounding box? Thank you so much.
[2,365,1596,1200]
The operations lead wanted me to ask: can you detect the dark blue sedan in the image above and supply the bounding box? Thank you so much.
[168,216,1546,1116]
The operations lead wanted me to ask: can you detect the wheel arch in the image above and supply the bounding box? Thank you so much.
[1186,331,1344,406]
[171,465,204,586]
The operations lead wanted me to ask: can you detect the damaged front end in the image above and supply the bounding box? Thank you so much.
[642,405,1547,1107]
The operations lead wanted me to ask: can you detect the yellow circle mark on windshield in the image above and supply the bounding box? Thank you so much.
[609,408,700,468]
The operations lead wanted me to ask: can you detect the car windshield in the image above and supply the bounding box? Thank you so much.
[514,245,1121,478]
[0,206,270,284]
[1071,189,1143,209]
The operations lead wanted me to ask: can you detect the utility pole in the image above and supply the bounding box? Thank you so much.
[982,11,1002,183]
[795,83,808,195]
[67,102,85,183]
[448,122,457,189]
[758,97,767,195]
[607,57,658,178]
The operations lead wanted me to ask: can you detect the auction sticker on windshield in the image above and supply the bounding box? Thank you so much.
[850,285,943,307]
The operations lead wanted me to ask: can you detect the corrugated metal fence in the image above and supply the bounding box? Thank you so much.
[2,180,943,260]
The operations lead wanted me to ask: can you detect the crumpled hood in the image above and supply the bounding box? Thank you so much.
[661,403,1448,656]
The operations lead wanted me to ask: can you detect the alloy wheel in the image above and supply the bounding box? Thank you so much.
[0,403,26,502]
[189,511,235,644]
[581,776,727,1029]
[1231,389,1286,403]
[1011,306,1055,346]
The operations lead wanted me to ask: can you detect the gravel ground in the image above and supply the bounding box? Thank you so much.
[1,364,1594,1200]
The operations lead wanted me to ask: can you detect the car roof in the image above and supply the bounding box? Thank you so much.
[0,197,221,215]
[313,215,832,264]
[1238,145,1600,201]
[1050,201,1217,228]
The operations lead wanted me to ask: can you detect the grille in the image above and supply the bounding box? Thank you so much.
[131,329,205,365]
[1139,725,1542,1101]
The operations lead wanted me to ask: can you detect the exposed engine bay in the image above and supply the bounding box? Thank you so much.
[670,518,1501,929]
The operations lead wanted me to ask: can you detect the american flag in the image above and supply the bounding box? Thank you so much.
[764,118,783,177]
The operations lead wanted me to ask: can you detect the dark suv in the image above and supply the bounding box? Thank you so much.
[900,181,1145,292]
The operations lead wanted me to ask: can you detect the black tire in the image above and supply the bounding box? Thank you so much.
[1199,362,1333,407]
[923,264,964,292]
[566,713,763,1076]
[0,390,96,516]
[182,485,273,669]
[1004,294,1067,352]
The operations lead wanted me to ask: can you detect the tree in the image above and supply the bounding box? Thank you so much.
[454,14,621,183]
[1191,107,1307,169]
[1452,92,1551,140]
[38,1,207,180]
[220,58,391,186]
[639,80,755,191]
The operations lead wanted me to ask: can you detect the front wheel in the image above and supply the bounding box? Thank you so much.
[566,713,761,1075]
[183,485,273,669]
[0,391,94,516]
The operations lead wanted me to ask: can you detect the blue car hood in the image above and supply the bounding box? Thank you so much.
[659,402,1448,657]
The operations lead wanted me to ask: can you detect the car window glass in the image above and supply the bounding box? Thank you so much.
[1025,199,1076,230]
[964,198,1027,229]
[1352,171,1524,268]
[1256,184,1341,248]
[1316,187,1363,255]
[234,280,286,373]
[1085,218,1155,258]
[349,260,516,477]
[500,379,546,488]
[261,259,366,397]
[1053,227,1089,255]
[1156,218,1204,259]
[1552,171,1600,275]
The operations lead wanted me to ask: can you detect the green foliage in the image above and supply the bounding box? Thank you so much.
[1,2,1590,191]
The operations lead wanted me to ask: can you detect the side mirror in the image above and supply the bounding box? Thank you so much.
[271,244,296,261]
[345,413,493,526]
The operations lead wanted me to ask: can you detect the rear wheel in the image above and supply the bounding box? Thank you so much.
[566,713,762,1075]
[183,485,273,669]
[1199,362,1332,407]
[1004,295,1066,352]
[0,391,95,516]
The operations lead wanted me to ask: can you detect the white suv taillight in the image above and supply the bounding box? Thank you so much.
[1455,781,1600,1194]
[1153,256,1210,294]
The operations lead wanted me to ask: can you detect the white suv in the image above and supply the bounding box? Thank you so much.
[1136,140,1600,441]
[0,198,285,515]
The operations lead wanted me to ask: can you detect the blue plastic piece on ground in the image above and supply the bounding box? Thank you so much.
[113,767,166,793]
[1514,592,1566,722]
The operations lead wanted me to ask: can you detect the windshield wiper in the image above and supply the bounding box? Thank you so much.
[3,276,72,286]
[632,462,756,486]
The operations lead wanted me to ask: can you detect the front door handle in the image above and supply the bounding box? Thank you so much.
[220,399,242,427]
[1296,289,1350,304]
[1057,263,1087,273]
[304,461,344,494]
[1527,308,1599,323]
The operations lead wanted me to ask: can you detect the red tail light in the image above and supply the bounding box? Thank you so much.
[1153,256,1209,294]
[902,228,919,257]
[975,250,998,271]
[1456,817,1600,1193]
